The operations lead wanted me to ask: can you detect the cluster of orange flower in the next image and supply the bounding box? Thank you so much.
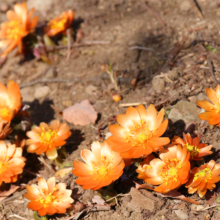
[0,83,220,217]
[0,2,74,57]
[0,80,73,216]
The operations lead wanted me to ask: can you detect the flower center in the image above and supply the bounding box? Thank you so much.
[194,168,212,182]
[125,121,153,148]
[98,166,108,176]
[92,156,112,178]
[6,20,25,40]
[0,106,13,121]
[38,193,56,208]
[185,143,200,159]
[160,158,182,185]
[39,128,58,146]
[51,18,67,30]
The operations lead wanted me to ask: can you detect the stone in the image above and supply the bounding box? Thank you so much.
[180,1,191,12]
[191,204,205,211]
[212,142,220,151]
[27,0,53,12]
[168,100,200,123]
[174,210,189,219]
[197,92,208,101]
[127,188,164,213]
[44,68,55,79]
[188,96,197,103]
[94,101,105,112]
[168,90,179,101]
[0,2,9,12]
[167,69,179,81]
[34,86,50,99]
[85,85,98,95]
[20,87,35,102]
[152,77,165,92]
[154,209,169,217]
[123,210,131,217]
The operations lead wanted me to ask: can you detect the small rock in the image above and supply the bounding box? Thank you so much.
[155,208,168,217]
[212,142,220,151]
[123,210,131,217]
[81,190,94,202]
[168,90,179,101]
[152,77,165,92]
[174,210,189,220]
[191,204,205,211]
[188,96,197,103]
[180,1,191,12]
[44,68,55,79]
[34,86,50,99]
[85,85,98,95]
[27,0,53,12]
[62,100,72,107]
[0,2,9,12]
[127,188,164,213]
[167,69,179,81]
[197,92,208,101]
[20,87,35,102]
[128,40,136,46]
[94,101,105,112]
[168,100,200,123]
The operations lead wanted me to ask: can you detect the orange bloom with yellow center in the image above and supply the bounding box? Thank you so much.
[73,141,125,190]
[0,80,22,123]
[0,2,38,57]
[172,133,212,160]
[197,85,220,127]
[137,145,190,193]
[44,10,74,36]
[0,141,26,186]
[186,160,220,198]
[107,104,170,158]
[24,177,73,216]
[26,120,71,160]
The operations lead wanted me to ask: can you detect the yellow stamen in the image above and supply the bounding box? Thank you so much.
[194,168,212,182]
[39,128,58,147]
[6,20,24,40]
[185,143,200,159]
[124,121,153,148]
[160,158,182,185]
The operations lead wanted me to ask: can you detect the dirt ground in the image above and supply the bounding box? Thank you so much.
[1,0,220,219]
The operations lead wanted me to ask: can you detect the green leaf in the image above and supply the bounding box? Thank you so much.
[33,211,48,220]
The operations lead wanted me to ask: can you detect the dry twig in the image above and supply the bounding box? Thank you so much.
[119,102,147,107]
[145,2,166,27]
[20,78,77,88]
[38,155,56,173]
[207,59,219,85]
[9,214,27,220]
[188,0,204,19]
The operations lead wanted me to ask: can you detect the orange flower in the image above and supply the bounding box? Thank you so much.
[0,2,38,57]
[197,85,220,127]
[172,133,212,160]
[73,141,125,190]
[44,10,74,36]
[24,177,73,216]
[107,104,170,158]
[186,160,220,198]
[0,80,22,123]
[137,145,190,193]
[26,120,71,160]
[0,141,26,186]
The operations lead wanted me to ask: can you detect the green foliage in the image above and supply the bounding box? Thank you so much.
[206,45,217,52]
